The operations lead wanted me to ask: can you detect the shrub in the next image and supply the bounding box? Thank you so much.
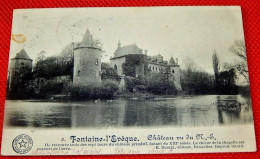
[125,77,146,92]
[40,80,64,95]
[101,79,119,98]
[146,73,177,95]
[70,79,119,100]
[147,80,177,95]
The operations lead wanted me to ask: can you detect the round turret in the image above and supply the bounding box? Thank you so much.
[9,49,33,91]
[73,29,102,87]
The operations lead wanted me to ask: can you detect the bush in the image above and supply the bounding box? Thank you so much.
[70,79,119,100]
[147,79,177,95]
[40,80,64,95]
[101,79,119,98]
[125,77,146,92]
[146,73,178,95]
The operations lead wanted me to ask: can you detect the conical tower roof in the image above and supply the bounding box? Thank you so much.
[12,49,32,60]
[80,28,92,47]
[169,56,175,65]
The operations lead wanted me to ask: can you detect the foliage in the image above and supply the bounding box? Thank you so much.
[40,80,64,95]
[229,40,249,83]
[70,79,119,100]
[124,54,148,77]
[101,63,121,81]
[181,55,239,95]
[181,69,215,95]
[125,76,146,92]
[6,69,34,99]
[6,81,34,99]
[101,79,119,98]
[146,72,177,95]
[212,50,220,89]
[33,56,73,79]
[230,40,247,61]
[218,68,238,94]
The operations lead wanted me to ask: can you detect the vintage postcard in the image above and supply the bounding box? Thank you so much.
[1,7,256,155]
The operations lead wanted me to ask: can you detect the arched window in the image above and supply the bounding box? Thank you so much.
[78,70,81,76]
[172,69,175,73]
[153,66,154,70]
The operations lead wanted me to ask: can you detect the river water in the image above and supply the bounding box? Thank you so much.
[4,95,253,128]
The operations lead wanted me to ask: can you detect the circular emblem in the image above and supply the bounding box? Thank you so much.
[12,134,33,154]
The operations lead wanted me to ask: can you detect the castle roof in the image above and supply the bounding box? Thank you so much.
[169,56,176,65]
[79,28,99,48]
[12,49,32,60]
[114,43,142,58]
[149,54,164,63]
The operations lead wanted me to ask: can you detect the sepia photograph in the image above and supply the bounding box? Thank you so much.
[1,7,256,155]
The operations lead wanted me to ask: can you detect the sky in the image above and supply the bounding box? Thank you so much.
[9,7,245,74]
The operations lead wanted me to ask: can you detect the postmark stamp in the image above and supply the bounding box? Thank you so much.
[12,134,33,154]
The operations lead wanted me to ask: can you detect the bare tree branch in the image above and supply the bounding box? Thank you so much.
[230,40,247,61]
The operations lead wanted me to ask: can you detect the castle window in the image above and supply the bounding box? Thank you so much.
[78,70,81,76]
[156,67,157,71]
[172,70,175,73]
[21,62,25,70]
[95,58,99,65]
[114,65,118,72]
[153,66,154,70]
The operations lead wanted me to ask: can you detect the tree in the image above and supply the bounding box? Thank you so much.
[230,40,249,83]
[101,63,120,81]
[146,72,177,95]
[34,50,46,66]
[60,42,80,59]
[230,40,247,61]
[218,68,238,94]
[182,57,200,73]
[212,50,220,91]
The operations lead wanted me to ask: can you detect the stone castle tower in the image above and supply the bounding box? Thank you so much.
[73,28,102,87]
[168,56,182,91]
[8,49,33,91]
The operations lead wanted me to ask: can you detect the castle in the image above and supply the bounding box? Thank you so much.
[110,41,182,91]
[8,28,182,93]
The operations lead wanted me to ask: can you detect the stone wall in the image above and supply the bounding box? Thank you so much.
[169,65,182,91]
[73,47,101,87]
[110,57,126,76]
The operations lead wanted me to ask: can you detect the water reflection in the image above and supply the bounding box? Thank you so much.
[5,95,253,128]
